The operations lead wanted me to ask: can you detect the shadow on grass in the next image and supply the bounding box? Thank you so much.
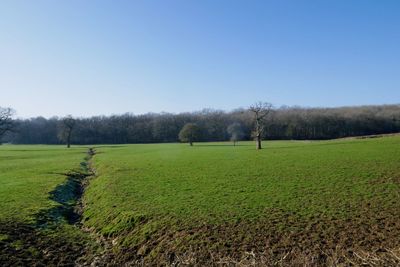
[35,171,89,227]
[37,148,95,228]
[194,144,253,147]
[0,148,98,266]
[92,145,128,149]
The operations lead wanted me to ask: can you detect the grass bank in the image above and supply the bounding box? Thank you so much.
[0,145,98,265]
[83,137,400,265]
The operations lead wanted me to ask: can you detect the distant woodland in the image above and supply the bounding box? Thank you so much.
[2,104,400,144]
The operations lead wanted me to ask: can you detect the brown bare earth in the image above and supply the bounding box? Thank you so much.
[97,206,400,266]
[0,222,95,266]
[1,209,399,266]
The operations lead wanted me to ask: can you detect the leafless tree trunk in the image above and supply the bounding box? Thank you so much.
[249,102,273,150]
[66,128,72,148]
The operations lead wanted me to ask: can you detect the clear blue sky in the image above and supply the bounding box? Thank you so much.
[1,0,399,118]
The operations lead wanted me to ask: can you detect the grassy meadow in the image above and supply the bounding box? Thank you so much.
[0,145,87,222]
[0,136,400,265]
[85,136,400,264]
[0,145,97,265]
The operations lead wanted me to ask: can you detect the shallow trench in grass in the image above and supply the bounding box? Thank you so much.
[0,147,102,266]
[36,147,96,227]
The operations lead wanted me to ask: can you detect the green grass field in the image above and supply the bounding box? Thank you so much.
[0,146,87,222]
[83,137,400,264]
[1,137,400,265]
[0,145,97,265]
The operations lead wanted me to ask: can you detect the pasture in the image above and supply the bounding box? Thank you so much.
[0,145,96,265]
[0,145,87,222]
[1,136,400,265]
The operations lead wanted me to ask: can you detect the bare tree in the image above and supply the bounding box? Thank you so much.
[58,116,76,148]
[249,102,273,149]
[0,107,15,143]
[227,122,244,146]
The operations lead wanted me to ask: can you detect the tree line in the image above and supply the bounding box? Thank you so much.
[1,104,399,146]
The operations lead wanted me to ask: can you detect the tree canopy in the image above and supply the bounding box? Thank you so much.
[2,105,400,145]
[179,123,201,146]
[58,116,76,148]
[0,107,15,143]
